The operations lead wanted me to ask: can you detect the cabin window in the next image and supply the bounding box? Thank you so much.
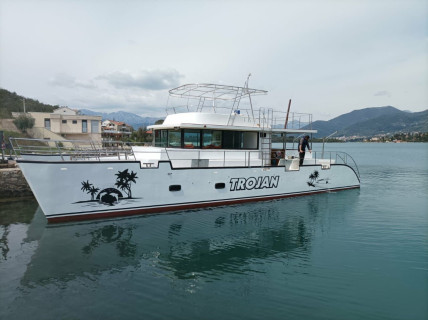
[62,120,67,124]
[183,129,200,148]
[72,120,77,124]
[154,129,258,150]
[243,132,258,149]
[223,131,243,149]
[215,183,225,189]
[154,130,168,147]
[169,185,181,192]
[168,130,181,148]
[202,130,222,149]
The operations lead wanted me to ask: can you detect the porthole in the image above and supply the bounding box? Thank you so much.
[169,185,181,192]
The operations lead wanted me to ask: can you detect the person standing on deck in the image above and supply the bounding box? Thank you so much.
[298,135,311,166]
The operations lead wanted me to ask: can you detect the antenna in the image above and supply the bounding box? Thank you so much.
[244,73,255,121]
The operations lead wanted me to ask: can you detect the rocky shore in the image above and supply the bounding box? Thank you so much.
[0,166,34,198]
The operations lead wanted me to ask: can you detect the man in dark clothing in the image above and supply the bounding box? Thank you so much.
[298,135,311,165]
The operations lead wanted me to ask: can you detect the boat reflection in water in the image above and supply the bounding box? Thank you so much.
[18,191,358,286]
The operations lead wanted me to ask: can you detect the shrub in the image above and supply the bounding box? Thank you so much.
[13,114,35,132]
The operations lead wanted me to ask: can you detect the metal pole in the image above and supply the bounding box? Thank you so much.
[284,99,291,129]
[322,131,337,159]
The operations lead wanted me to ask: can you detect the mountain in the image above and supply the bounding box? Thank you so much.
[1,88,426,136]
[79,109,162,129]
[306,106,428,138]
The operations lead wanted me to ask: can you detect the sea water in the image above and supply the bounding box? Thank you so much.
[0,143,427,320]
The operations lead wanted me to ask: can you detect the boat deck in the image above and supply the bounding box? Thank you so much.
[10,137,360,180]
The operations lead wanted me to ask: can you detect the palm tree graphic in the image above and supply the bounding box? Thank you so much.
[81,180,94,200]
[81,180,92,193]
[115,169,138,199]
[307,170,320,187]
[89,186,100,201]
[81,180,100,200]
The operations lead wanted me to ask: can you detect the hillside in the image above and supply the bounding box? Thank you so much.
[307,106,428,138]
[79,109,161,129]
[0,88,57,118]
[341,110,428,136]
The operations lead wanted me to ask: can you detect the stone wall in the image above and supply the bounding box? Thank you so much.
[0,168,34,198]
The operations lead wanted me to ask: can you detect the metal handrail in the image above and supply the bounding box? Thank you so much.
[9,137,360,179]
[163,148,262,168]
[9,137,136,162]
[164,104,312,130]
[312,151,360,180]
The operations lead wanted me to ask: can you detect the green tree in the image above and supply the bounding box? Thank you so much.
[13,114,35,132]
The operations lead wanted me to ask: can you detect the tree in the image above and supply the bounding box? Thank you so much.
[130,126,149,142]
[13,114,35,132]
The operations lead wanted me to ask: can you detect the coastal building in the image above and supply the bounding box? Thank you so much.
[101,120,133,141]
[12,107,102,142]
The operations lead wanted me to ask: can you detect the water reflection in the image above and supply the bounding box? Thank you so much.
[80,225,137,257]
[0,199,39,261]
[0,190,360,289]
[164,208,310,279]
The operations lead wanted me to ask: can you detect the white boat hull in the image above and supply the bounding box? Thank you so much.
[18,160,360,223]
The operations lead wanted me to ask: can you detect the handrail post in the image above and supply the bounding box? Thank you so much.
[55,141,64,161]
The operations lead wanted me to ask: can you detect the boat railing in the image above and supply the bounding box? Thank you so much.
[163,149,263,168]
[9,137,136,161]
[166,105,312,130]
[309,151,360,180]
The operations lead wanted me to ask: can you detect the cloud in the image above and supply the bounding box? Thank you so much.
[374,90,392,98]
[98,69,184,90]
[49,73,97,89]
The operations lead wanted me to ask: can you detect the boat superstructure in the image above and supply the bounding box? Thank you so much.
[11,83,360,223]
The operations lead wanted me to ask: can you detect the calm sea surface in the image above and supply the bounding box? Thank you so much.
[1,143,427,320]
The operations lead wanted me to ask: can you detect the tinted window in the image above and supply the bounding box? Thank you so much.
[202,130,222,149]
[168,130,181,148]
[183,129,200,148]
[154,130,168,147]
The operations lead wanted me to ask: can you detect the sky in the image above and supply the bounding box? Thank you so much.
[0,0,427,120]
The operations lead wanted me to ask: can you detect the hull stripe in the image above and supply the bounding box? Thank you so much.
[47,185,360,223]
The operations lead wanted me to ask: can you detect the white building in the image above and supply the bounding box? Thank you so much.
[13,107,102,142]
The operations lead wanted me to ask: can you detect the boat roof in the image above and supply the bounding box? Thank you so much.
[169,83,268,101]
[148,112,317,134]
[149,82,317,134]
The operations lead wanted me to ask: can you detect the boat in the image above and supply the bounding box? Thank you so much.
[10,82,360,223]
